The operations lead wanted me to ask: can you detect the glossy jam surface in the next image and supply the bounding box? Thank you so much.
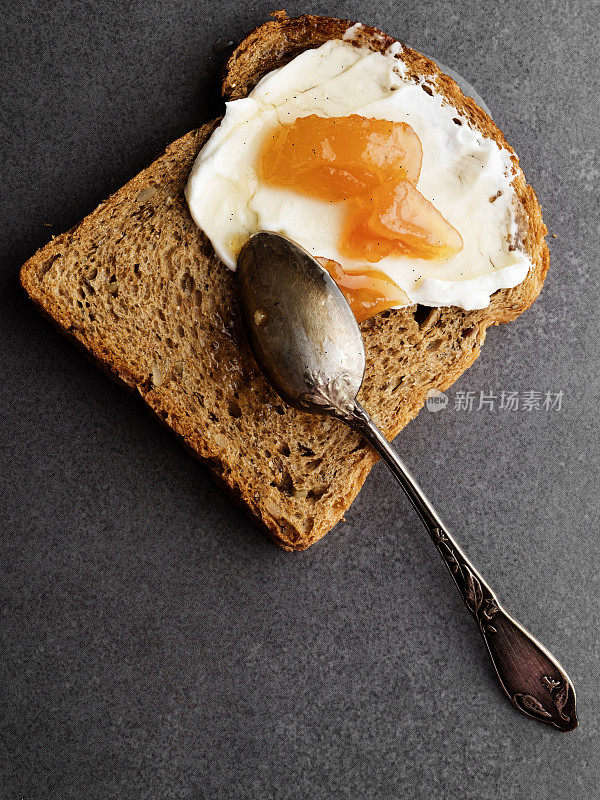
[260,114,464,320]
[261,114,423,200]
[316,257,409,323]
[341,179,464,262]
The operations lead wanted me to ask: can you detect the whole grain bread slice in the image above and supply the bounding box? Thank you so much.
[20,14,549,551]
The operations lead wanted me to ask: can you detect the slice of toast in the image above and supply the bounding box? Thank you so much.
[20,14,549,551]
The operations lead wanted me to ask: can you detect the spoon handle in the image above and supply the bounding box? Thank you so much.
[348,401,577,731]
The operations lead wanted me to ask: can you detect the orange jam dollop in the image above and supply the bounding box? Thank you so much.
[315,257,410,324]
[261,114,423,199]
[259,114,463,321]
[341,179,464,263]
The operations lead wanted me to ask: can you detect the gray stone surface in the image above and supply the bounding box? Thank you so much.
[2,1,599,797]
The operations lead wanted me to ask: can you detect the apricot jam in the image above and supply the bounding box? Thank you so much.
[259,114,463,321]
[261,114,423,199]
[341,179,464,263]
[315,257,409,324]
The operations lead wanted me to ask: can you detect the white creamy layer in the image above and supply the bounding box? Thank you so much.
[186,39,532,310]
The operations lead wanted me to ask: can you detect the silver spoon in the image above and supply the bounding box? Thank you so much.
[237,231,577,732]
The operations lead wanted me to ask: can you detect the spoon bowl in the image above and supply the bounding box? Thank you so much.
[237,232,364,414]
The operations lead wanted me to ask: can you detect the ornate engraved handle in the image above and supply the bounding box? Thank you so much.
[345,400,577,731]
[431,525,576,729]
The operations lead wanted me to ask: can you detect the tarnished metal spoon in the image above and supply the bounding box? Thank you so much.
[237,231,577,732]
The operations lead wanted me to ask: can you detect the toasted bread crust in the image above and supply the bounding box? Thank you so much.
[20,15,548,551]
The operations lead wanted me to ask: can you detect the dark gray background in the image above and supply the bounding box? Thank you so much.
[2,1,599,797]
